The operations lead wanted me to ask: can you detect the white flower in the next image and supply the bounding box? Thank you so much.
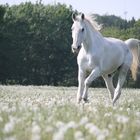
[66,121,77,129]
[85,123,100,137]
[102,129,109,137]
[53,121,77,140]
[119,107,123,111]
[113,106,117,110]
[56,121,65,128]
[3,116,16,134]
[32,124,41,134]
[85,123,109,140]
[136,112,140,117]
[46,126,53,132]
[3,122,14,133]
[127,108,131,115]
[79,117,88,125]
[116,115,129,124]
[74,131,84,140]
[136,135,140,140]
[4,136,16,140]
[31,122,41,140]
[119,134,123,139]
[89,125,101,137]
[53,130,64,140]
[108,124,113,129]
[85,123,93,129]
[104,112,112,117]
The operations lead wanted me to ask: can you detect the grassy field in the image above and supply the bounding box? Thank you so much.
[0,86,140,140]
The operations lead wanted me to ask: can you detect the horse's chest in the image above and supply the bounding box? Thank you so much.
[78,55,96,71]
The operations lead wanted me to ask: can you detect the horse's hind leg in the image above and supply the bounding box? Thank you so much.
[103,74,115,100]
[113,64,129,105]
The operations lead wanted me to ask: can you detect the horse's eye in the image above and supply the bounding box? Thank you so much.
[82,28,84,32]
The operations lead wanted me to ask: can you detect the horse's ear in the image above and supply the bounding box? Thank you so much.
[72,13,76,21]
[81,13,85,20]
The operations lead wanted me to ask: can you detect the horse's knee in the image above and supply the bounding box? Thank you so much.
[84,78,91,87]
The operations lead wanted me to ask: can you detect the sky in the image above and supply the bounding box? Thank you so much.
[0,0,140,20]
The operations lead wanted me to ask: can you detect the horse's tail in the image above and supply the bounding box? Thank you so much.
[125,38,140,81]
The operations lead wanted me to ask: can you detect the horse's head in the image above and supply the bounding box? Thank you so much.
[71,13,86,54]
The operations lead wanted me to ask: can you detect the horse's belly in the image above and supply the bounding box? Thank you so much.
[101,55,123,75]
[102,64,120,75]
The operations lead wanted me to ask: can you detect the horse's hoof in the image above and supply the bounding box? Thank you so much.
[82,98,89,103]
[77,98,82,104]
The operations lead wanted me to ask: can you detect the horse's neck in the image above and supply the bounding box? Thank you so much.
[83,22,104,52]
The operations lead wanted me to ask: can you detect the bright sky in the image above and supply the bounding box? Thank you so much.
[0,0,140,20]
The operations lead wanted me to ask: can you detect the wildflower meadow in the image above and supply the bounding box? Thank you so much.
[0,86,140,140]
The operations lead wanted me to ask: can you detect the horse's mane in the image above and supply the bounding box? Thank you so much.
[84,15,102,31]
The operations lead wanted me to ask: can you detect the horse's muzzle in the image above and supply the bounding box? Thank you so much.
[71,45,81,54]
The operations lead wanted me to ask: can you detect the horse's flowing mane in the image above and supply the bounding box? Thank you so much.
[84,15,102,31]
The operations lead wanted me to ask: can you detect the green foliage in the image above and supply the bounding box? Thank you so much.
[0,2,77,86]
[0,3,140,87]
[96,14,126,29]
[131,20,140,39]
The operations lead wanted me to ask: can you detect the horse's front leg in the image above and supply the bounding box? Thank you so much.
[77,69,86,103]
[82,67,101,102]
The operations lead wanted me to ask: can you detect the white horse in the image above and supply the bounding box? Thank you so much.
[71,13,140,105]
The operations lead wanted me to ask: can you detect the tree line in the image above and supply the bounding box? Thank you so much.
[0,2,140,87]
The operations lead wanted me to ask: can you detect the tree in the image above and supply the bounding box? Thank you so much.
[0,3,77,85]
[0,3,139,87]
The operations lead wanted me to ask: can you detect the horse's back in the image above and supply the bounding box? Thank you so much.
[125,38,140,49]
[105,37,126,48]
[104,37,127,56]
[104,37,130,57]
[106,37,132,67]
[100,37,131,74]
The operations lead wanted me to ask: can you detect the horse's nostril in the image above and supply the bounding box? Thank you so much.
[78,45,81,49]
[72,48,76,51]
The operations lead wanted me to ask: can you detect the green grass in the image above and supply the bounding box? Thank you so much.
[0,86,140,140]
